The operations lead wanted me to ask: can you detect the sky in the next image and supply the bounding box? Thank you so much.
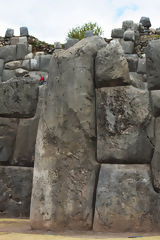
[0,0,160,44]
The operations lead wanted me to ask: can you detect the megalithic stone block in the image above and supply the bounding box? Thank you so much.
[93,164,160,232]
[30,36,107,231]
[96,86,153,163]
[0,78,39,118]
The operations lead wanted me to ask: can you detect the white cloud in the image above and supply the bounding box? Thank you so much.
[0,0,159,43]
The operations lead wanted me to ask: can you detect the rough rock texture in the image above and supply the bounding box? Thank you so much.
[137,56,146,74]
[0,118,19,163]
[0,78,39,117]
[96,86,153,163]
[0,166,33,217]
[12,118,39,166]
[150,90,160,117]
[2,69,16,82]
[123,30,135,41]
[95,40,130,88]
[30,36,106,230]
[12,86,45,166]
[93,164,160,232]
[151,117,160,192]
[129,72,145,89]
[120,40,134,54]
[122,20,134,30]
[111,28,124,38]
[0,46,16,63]
[146,40,160,90]
[5,61,22,70]
[125,54,138,72]
[140,17,151,28]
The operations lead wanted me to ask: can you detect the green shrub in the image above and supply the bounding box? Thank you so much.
[67,22,103,40]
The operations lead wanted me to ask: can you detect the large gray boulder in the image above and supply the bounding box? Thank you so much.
[0,46,16,63]
[96,86,153,163]
[0,118,18,163]
[0,166,33,217]
[93,164,160,232]
[146,40,160,90]
[95,40,130,87]
[30,37,106,230]
[0,78,39,117]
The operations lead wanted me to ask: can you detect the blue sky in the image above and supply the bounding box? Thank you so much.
[0,0,159,43]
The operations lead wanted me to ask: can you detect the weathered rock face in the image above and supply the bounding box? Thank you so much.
[0,118,19,163]
[0,166,33,217]
[96,86,153,163]
[151,117,160,192]
[93,164,160,232]
[95,40,130,88]
[0,79,39,118]
[30,37,106,230]
[146,40,160,90]
[150,90,160,117]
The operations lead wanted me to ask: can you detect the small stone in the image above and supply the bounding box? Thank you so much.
[25,53,34,60]
[123,29,135,41]
[120,40,134,54]
[5,28,14,38]
[16,44,28,60]
[137,56,146,74]
[35,52,45,56]
[111,28,124,38]
[140,17,151,28]
[122,20,134,31]
[125,54,138,72]
[28,44,32,53]
[20,27,29,36]
[15,68,29,77]
[10,37,19,45]
[5,61,22,70]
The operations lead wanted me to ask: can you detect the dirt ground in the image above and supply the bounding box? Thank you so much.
[0,219,160,240]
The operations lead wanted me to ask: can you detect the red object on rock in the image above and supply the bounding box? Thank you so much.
[40,76,44,81]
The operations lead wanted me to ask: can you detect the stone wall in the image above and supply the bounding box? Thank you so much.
[1,18,160,232]
[0,28,50,217]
